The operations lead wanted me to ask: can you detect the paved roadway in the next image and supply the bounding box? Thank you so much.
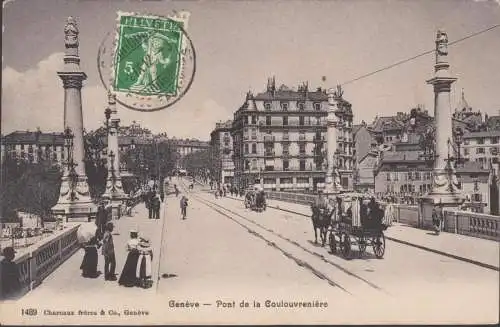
[3,179,498,325]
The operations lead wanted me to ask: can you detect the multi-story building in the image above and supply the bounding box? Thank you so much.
[170,138,209,159]
[209,120,235,185]
[1,130,66,164]
[460,130,500,170]
[231,77,354,192]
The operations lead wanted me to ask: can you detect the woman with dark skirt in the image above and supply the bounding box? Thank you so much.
[136,238,153,288]
[80,235,100,278]
[118,229,140,287]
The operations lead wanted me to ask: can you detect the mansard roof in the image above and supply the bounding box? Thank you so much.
[253,89,329,102]
[369,116,405,133]
[2,131,65,145]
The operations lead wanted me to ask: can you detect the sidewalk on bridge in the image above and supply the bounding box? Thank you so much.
[225,194,499,270]
[18,199,167,304]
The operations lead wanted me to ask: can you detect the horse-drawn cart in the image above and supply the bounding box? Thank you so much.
[244,186,267,212]
[327,193,389,259]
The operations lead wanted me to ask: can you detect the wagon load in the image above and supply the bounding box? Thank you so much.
[328,193,387,260]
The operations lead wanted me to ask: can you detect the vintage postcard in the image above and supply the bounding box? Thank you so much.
[1,0,499,325]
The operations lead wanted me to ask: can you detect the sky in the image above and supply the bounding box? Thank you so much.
[2,0,500,141]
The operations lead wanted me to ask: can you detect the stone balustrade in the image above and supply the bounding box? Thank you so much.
[443,210,499,242]
[264,191,499,242]
[266,191,316,206]
[12,224,80,297]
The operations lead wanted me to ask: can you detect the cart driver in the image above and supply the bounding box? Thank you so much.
[312,190,328,215]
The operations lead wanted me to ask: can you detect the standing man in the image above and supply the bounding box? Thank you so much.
[95,202,107,239]
[153,194,161,219]
[102,222,117,281]
[148,191,156,219]
[160,186,165,203]
[180,195,188,219]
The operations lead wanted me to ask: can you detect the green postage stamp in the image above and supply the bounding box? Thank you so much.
[113,13,184,96]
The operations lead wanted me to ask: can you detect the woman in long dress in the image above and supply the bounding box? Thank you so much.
[118,230,140,287]
[80,235,100,278]
[136,238,153,288]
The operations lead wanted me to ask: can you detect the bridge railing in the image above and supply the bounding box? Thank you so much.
[13,224,80,297]
[443,210,499,242]
[264,191,500,242]
[266,191,316,206]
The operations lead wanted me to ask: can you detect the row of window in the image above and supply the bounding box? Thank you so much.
[243,159,320,171]
[244,143,310,155]
[464,137,499,145]
[244,115,324,126]
[263,101,323,112]
[385,171,433,181]
[244,130,327,140]
[464,147,500,155]
[5,144,63,151]
[7,151,62,162]
[385,184,432,193]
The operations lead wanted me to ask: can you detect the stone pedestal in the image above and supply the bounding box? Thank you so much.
[52,17,97,222]
[420,30,465,226]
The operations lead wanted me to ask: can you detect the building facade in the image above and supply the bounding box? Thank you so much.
[231,78,354,192]
[209,120,235,185]
[1,130,66,165]
[461,130,500,170]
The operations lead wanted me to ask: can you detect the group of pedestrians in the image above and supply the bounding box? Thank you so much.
[118,229,153,288]
[80,221,117,281]
[145,190,162,220]
[80,221,153,288]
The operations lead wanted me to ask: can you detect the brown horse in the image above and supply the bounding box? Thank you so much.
[311,205,331,246]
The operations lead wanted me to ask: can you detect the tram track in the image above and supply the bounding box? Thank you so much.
[179,179,389,297]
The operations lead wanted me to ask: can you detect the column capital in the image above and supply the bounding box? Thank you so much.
[426,77,457,92]
[58,72,87,89]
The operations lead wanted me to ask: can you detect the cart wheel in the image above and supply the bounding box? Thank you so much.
[329,232,337,254]
[358,237,366,257]
[341,233,351,259]
[372,232,386,259]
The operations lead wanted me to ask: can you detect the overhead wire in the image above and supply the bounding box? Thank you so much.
[340,24,500,87]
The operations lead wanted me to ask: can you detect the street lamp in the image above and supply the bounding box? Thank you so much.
[108,150,117,194]
[104,107,112,130]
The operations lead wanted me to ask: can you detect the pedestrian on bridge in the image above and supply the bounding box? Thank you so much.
[119,229,140,287]
[102,222,117,281]
[80,235,100,278]
[152,194,161,219]
[148,191,156,219]
[160,189,165,203]
[180,195,189,219]
[95,202,107,240]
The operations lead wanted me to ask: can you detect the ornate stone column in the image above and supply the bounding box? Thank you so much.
[324,86,342,195]
[103,93,127,220]
[52,16,97,221]
[421,30,465,226]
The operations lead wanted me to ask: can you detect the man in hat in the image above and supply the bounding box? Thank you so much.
[1,246,21,299]
[102,222,117,281]
[95,202,108,239]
